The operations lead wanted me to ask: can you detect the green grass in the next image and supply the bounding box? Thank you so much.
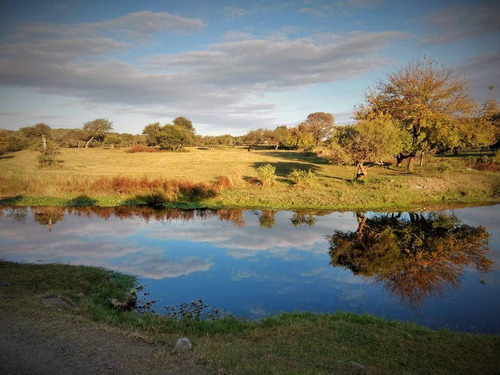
[1,260,499,374]
[1,147,499,210]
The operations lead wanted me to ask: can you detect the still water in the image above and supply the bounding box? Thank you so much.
[0,205,499,333]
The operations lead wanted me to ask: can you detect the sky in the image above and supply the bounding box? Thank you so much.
[0,0,499,136]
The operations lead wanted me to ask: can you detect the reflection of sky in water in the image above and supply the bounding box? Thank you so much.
[0,206,499,333]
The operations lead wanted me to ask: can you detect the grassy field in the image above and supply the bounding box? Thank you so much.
[1,260,498,375]
[1,147,499,210]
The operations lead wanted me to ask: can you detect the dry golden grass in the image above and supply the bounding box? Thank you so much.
[1,147,499,210]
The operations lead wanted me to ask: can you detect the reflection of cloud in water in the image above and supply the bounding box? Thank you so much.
[115,254,212,280]
[0,216,212,279]
[144,211,357,256]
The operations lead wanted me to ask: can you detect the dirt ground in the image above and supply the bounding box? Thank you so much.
[0,310,206,375]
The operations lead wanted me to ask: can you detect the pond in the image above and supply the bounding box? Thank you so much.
[0,205,498,333]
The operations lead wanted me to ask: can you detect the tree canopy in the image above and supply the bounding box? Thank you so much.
[82,119,113,148]
[359,57,492,170]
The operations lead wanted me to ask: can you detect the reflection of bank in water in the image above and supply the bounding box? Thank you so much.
[328,212,492,308]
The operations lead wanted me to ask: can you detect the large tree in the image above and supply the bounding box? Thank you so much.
[20,123,52,150]
[298,112,335,147]
[83,119,113,148]
[360,58,482,171]
[329,113,406,179]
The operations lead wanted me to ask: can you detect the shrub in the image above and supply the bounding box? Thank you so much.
[257,164,276,187]
[289,169,317,187]
[434,161,451,173]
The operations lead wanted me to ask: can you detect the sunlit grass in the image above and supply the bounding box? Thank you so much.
[1,147,499,210]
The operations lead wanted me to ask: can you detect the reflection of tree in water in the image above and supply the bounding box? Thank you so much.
[328,212,492,308]
[33,207,65,231]
[3,207,28,223]
[291,211,318,227]
[18,206,247,228]
[259,210,277,228]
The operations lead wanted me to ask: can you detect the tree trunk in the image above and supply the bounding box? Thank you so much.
[408,153,416,172]
[396,153,412,166]
[356,160,367,180]
[275,142,279,151]
[42,134,47,150]
[419,151,425,167]
[85,136,94,149]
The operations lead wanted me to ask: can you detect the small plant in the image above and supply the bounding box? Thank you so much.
[163,299,228,321]
[434,161,451,173]
[257,164,276,187]
[289,169,317,187]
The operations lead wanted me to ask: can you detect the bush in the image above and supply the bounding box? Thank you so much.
[257,164,276,187]
[289,169,316,187]
[434,161,452,173]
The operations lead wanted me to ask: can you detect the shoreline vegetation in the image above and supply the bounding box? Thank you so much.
[1,260,498,374]
[1,147,499,211]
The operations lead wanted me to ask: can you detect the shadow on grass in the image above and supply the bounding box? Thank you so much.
[0,155,14,160]
[261,150,331,165]
[67,195,98,206]
[0,195,23,205]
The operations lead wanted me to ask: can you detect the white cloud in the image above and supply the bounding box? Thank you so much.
[224,6,250,17]
[19,10,205,39]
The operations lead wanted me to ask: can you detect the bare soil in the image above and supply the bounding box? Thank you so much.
[0,309,206,375]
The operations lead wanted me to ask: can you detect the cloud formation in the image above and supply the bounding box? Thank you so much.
[419,3,500,45]
[0,13,401,131]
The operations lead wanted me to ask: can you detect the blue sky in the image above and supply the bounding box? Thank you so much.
[0,0,498,135]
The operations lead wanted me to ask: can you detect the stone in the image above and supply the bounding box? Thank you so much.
[172,338,192,353]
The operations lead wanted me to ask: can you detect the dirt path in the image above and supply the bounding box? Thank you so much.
[0,310,206,375]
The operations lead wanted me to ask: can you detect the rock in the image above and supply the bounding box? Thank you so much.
[173,338,192,353]
[40,294,75,309]
[350,361,366,369]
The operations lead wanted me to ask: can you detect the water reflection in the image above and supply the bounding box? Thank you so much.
[328,212,492,308]
[0,205,498,332]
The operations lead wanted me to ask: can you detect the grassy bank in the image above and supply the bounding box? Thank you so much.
[1,260,499,374]
[1,148,499,210]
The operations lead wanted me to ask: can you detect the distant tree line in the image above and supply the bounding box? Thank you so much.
[1,58,499,176]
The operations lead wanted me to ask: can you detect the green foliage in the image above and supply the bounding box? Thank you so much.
[143,121,195,151]
[172,116,195,133]
[83,119,113,147]
[257,163,276,186]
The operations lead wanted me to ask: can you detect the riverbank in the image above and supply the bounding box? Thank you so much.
[1,261,498,374]
[1,148,499,211]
